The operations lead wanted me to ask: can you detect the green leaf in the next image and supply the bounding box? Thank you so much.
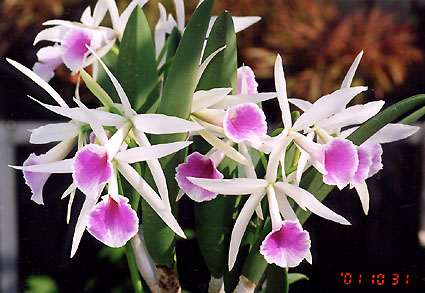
[96,47,119,103]
[164,27,181,81]
[197,11,237,93]
[25,276,58,293]
[399,105,425,125]
[116,6,159,114]
[288,273,309,284]
[142,0,215,267]
[265,265,288,293]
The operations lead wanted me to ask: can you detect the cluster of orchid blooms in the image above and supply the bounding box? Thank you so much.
[8,0,420,288]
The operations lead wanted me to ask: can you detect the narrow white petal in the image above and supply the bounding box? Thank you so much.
[30,123,80,144]
[255,204,264,220]
[238,143,257,179]
[364,123,420,144]
[71,197,97,257]
[116,141,191,163]
[211,92,277,109]
[266,134,291,183]
[33,26,65,45]
[155,3,167,61]
[174,0,185,31]
[198,129,252,166]
[132,114,203,134]
[228,190,265,270]
[192,88,232,112]
[118,0,149,34]
[132,129,171,211]
[73,98,108,145]
[267,186,284,230]
[306,250,313,264]
[353,181,369,215]
[187,177,267,195]
[292,86,368,131]
[198,46,226,84]
[7,59,68,108]
[274,188,298,221]
[295,132,314,185]
[318,101,385,132]
[86,46,133,117]
[275,182,351,225]
[104,0,120,32]
[117,161,186,238]
[176,189,185,202]
[66,187,76,224]
[61,182,77,200]
[11,158,73,173]
[232,16,261,33]
[288,98,312,112]
[274,54,292,130]
[340,51,363,89]
[105,122,131,158]
[92,0,109,26]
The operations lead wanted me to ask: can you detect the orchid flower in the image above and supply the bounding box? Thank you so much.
[188,136,350,270]
[191,63,276,166]
[33,0,147,81]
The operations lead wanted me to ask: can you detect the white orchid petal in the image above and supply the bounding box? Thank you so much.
[274,188,298,221]
[228,190,265,270]
[292,86,368,131]
[118,0,149,34]
[132,129,171,210]
[275,182,350,225]
[104,0,120,32]
[288,98,312,112]
[71,197,97,257]
[232,16,261,33]
[318,101,385,132]
[198,129,251,166]
[353,181,369,215]
[266,134,291,183]
[11,158,73,173]
[92,0,109,26]
[66,185,77,224]
[7,59,68,108]
[198,46,226,84]
[34,26,66,45]
[364,123,420,144]
[192,88,232,112]
[187,177,267,195]
[117,162,186,238]
[105,123,131,158]
[274,54,292,130]
[73,98,108,145]
[30,123,80,144]
[132,114,203,134]
[116,141,191,163]
[174,0,185,31]
[155,3,167,61]
[211,92,277,109]
[341,51,363,89]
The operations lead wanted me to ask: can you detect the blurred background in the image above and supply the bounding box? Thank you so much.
[1,0,425,291]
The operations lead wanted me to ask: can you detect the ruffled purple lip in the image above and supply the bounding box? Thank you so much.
[87,194,139,247]
[175,152,223,202]
[260,220,310,268]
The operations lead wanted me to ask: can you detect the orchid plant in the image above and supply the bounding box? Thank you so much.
[7,0,425,292]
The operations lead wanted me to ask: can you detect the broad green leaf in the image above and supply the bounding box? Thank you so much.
[163,27,181,81]
[142,0,215,267]
[265,265,289,293]
[116,6,159,114]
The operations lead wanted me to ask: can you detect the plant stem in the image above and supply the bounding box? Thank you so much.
[125,242,143,293]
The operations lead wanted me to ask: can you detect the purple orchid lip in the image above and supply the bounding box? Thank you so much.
[322,138,359,189]
[223,102,267,143]
[23,153,51,205]
[87,194,139,247]
[353,146,372,183]
[260,220,310,268]
[175,152,223,202]
[72,144,113,198]
[61,28,92,72]
[237,66,258,95]
[362,143,383,178]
